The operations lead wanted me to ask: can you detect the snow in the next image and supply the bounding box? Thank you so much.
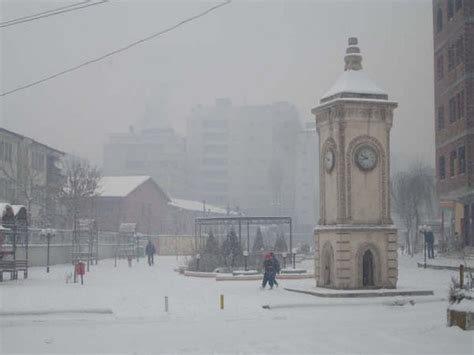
[98,176,150,197]
[0,202,11,214]
[11,204,26,215]
[169,197,231,215]
[321,69,387,100]
[449,301,474,313]
[0,254,472,354]
[315,224,397,232]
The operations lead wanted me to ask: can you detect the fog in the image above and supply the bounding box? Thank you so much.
[1,0,434,168]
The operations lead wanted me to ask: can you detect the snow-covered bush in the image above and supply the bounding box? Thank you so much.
[449,276,473,305]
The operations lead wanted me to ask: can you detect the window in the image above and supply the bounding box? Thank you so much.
[456,36,464,66]
[458,146,466,174]
[437,8,443,33]
[456,90,465,119]
[0,141,12,162]
[448,0,454,19]
[449,97,457,122]
[448,45,455,70]
[455,0,462,12]
[437,106,445,130]
[32,151,45,171]
[436,55,444,80]
[450,150,457,177]
[439,156,446,180]
[0,178,14,201]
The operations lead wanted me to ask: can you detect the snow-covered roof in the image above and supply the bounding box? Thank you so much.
[169,198,233,215]
[119,223,137,233]
[0,203,11,214]
[321,70,387,101]
[11,205,26,216]
[319,37,389,103]
[98,176,151,197]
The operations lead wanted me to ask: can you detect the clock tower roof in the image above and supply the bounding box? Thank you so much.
[320,38,388,104]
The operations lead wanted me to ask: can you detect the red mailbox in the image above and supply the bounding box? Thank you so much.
[75,262,85,275]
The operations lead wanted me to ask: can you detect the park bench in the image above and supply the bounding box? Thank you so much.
[0,259,28,281]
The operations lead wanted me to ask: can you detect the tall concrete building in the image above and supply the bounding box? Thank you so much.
[294,121,319,236]
[433,0,473,247]
[103,127,189,199]
[187,98,301,218]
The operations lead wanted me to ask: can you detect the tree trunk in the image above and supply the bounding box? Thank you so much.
[414,212,420,254]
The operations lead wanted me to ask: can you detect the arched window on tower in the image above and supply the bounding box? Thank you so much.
[455,0,462,12]
[448,0,454,20]
[437,8,443,33]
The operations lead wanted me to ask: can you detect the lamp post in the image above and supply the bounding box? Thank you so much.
[243,250,249,271]
[420,225,427,269]
[196,253,201,271]
[41,229,56,273]
[292,248,297,269]
[282,252,287,269]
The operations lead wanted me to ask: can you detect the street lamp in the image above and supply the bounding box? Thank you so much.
[243,250,249,271]
[40,228,56,273]
[419,225,427,269]
[292,248,297,269]
[196,253,201,271]
[282,252,287,269]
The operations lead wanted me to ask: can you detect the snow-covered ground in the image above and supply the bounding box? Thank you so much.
[1,255,472,354]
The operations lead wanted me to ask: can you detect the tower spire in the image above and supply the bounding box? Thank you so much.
[344,37,362,71]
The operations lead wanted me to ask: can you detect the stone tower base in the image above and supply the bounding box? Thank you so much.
[314,225,398,289]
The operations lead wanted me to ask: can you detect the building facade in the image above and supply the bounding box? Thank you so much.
[103,126,189,199]
[187,98,301,219]
[96,176,171,234]
[433,0,474,247]
[0,128,65,227]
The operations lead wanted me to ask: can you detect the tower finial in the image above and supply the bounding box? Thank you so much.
[344,37,362,71]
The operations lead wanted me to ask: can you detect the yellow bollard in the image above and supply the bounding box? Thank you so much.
[220,294,224,310]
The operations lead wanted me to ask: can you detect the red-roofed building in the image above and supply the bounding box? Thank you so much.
[96,176,171,234]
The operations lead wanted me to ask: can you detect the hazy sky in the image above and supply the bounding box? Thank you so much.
[1,0,434,169]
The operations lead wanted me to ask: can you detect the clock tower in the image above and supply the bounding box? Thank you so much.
[312,38,398,289]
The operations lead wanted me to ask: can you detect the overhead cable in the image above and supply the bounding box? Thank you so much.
[0,1,108,28]
[1,0,231,98]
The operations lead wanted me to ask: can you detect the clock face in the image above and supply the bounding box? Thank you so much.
[355,145,378,171]
[324,148,335,172]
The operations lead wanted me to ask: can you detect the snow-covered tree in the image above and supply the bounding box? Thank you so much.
[252,227,265,253]
[273,232,288,252]
[221,228,242,268]
[59,157,100,260]
[392,163,436,255]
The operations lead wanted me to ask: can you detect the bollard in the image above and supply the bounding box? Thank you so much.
[165,296,169,312]
[220,294,224,310]
[460,264,464,289]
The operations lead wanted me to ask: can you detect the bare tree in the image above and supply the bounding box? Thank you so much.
[59,157,100,266]
[1,143,46,225]
[391,162,437,256]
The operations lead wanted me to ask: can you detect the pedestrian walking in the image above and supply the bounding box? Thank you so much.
[270,252,280,287]
[425,227,435,259]
[261,253,275,289]
[145,240,156,266]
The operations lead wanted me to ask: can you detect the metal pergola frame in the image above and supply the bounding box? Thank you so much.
[194,216,293,256]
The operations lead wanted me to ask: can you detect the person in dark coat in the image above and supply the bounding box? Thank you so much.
[270,252,280,287]
[145,240,156,266]
[261,253,275,289]
[425,228,435,259]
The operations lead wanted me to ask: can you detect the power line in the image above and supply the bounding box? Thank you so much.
[1,0,231,98]
[0,1,108,29]
[0,1,91,26]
